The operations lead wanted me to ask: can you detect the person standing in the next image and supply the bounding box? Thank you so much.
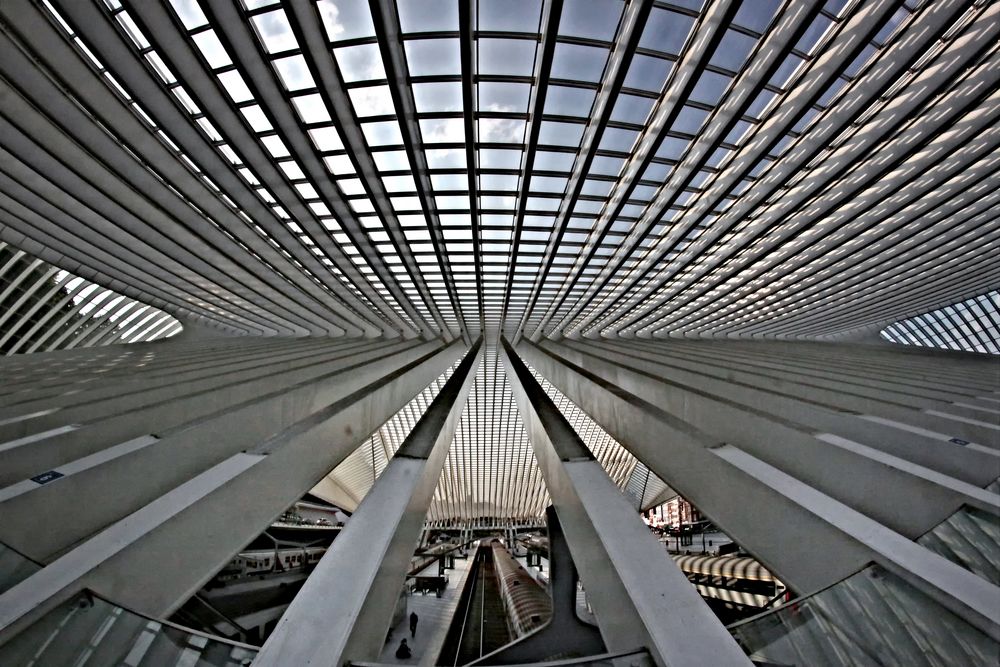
[409,611,418,638]
[395,638,411,659]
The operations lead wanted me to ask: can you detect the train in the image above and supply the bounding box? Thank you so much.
[216,546,327,582]
[490,540,551,638]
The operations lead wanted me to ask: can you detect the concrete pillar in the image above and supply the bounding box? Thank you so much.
[0,336,465,645]
[516,338,1000,641]
[501,337,753,667]
[254,337,482,665]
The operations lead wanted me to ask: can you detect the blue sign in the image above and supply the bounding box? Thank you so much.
[31,470,64,485]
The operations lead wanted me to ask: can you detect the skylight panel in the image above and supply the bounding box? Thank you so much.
[478,38,536,76]
[195,117,223,141]
[424,148,465,169]
[420,118,464,143]
[404,39,461,76]
[544,86,597,121]
[771,54,806,89]
[537,121,585,146]
[430,173,466,190]
[795,15,835,56]
[397,0,458,32]
[558,0,623,42]
[291,93,333,123]
[533,151,575,171]
[363,121,404,146]
[260,134,290,157]
[318,0,376,41]
[732,0,780,33]
[610,94,654,125]
[192,30,232,69]
[623,55,672,92]
[479,118,526,144]
[640,8,694,54]
[324,154,356,174]
[478,82,530,113]
[217,69,254,102]
[479,149,521,169]
[436,195,470,210]
[272,55,316,91]
[145,51,177,84]
[478,0,542,33]
[709,30,757,72]
[308,126,344,151]
[412,82,463,112]
[239,105,272,132]
[334,44,386,82]
[115,11,150,49]
[383,175,417,192]
[373,150,412,171]
[295,183,319,199]
[277,160,305,179]
[338,179,366,195]
[689,70,731,105]
[252,9,299,53]
[531,175,568,193]
[171,86,200,114]
[348,85,396,117]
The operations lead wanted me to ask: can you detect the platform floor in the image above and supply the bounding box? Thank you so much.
[378,550,475,665]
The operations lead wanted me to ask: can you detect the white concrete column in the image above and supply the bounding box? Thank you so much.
[501,338,752,667]
[255,337,482,665]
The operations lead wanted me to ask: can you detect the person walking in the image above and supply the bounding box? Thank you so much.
[395,638,411,659]
[409,611,418,638]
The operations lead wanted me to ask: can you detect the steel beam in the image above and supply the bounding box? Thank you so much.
[501,337,752,667]
[517,337,1000,640]
[255,336,482,665]
[0,336,464,645]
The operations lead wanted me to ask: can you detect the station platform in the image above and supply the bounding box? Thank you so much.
[378,548,475,665]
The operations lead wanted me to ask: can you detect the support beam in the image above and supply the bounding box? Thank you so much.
[517,337,1000,641]
[255,337,482,665]
[0,337,465,645]
[543,338,1000,534]
[477,506,604,664]
[500,337,752,667]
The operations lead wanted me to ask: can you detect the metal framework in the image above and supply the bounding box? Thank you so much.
[0,0,997,516]
[0,1,998,663]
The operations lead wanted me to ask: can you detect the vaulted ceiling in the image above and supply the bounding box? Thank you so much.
[1,0,997,518]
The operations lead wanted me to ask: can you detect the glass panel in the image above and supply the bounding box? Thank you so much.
[918,505,1000,585]
[413,81,463,112]
[544,86,596,117]
[640,8,694,54]
[397,0,458,33]
[478,0,542,33]
[0,591,257,666]
[478,38,536,76]
[405,39,461,76]
[335,44,387,82]
[730,564,999,666]
[550,43,608,82]
[251,10,298,54]
[559,0,623,42]
[317,0,376,41]
[272,55,315,91]
[624,55,671,92]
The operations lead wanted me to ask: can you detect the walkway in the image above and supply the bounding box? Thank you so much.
[378,548,475,666]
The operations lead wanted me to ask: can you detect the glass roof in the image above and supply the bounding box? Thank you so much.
[0,242,182,355]
[882,291,1000,355]
[3,0,997,519]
